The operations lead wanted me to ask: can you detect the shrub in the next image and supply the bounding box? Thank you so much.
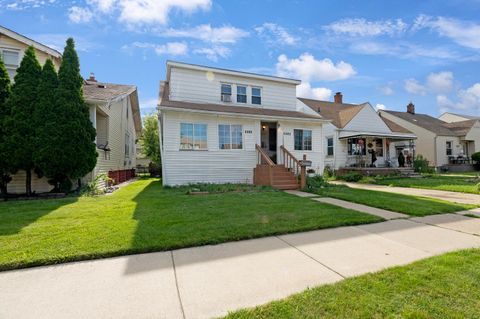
[472,152,480,163]
[304,175,328,192]
[80,173,112,196]
[323,166,334,179]
[148,162,162,177]
[337,172,363,182]
[413,155,435,174]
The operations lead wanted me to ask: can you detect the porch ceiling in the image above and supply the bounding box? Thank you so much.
[338,131,417,140]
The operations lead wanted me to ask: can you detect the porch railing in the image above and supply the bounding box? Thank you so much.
[280,145,306,188]
[255,144,275,186]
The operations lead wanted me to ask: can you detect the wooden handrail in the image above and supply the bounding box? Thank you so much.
[280,145,306,189]
[256,144,275,166]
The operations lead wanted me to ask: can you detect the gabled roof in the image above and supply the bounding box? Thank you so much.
[298,98,364,128]
[380,116,412,134]
[0,25,62,58]
[383,110,476,136]
[159,82,324,121]
[83,80,141,135]
[440,112,480,120]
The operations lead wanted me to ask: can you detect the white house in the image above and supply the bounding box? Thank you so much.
[299,93,416,171]
[380,104,480,168]
[157,61,328,189]
[439,112,480,123]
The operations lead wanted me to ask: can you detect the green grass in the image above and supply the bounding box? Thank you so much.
[373,174,480,194]
[225,249,480,319]
[312,185,477,216]
[0,178,382,271]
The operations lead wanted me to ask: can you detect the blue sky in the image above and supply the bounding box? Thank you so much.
[1,0,480,118]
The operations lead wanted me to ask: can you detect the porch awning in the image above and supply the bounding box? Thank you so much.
[338,131,417,140]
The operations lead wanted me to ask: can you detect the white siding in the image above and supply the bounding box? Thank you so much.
[8,171,53,194]
[439,113,471,123]
[169,67,298,111]
[436,136,462,167]
[343,105,391,134]
[161,110,324,185]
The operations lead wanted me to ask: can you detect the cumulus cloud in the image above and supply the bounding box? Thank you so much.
[437,83,480,113]
[297,83,332,101]
[68,6,93,24]
[255,23,298,45]
[193,46,230,61]
[380,85,394,96]
[404,78,427,95]
[276,53,356,82]
[162,24,249,44]
[375,104,387,110]
[324,18,407,37]
[426,71,453,93]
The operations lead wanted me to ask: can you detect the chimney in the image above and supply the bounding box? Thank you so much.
[407,102,415,114]
[88,72,97,82]
[334,92,343,104]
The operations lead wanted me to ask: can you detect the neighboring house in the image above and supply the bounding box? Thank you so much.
[0,25,62,79]
[299,93,416,170]
[157,61,328,188]
[380,104,480,167]
[3,25,142,193]
[439,112,480,123]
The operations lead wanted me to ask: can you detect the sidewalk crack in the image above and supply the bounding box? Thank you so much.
[170,251,186,319]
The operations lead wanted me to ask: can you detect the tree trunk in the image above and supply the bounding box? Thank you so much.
[26,169,32,196]
[77,178,82,191]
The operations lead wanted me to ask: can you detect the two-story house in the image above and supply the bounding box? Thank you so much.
[2,25,141,194]
[158,61,328,189]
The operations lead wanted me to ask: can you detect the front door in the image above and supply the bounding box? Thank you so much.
[261,122,277,163]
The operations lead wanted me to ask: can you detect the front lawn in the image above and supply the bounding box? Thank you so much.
[373,174,480,194]
[226,249,480,319]
[311,185,477,216]
[0,178,382,271]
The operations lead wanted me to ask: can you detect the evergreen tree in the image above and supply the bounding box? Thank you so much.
[34,59,66,191]
[0,57,12,197]
[140,114,161,164]
[4,46,41,196]
[55,38,97,188]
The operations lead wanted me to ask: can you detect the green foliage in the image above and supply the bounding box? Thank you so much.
[148,161,161,177]
[80,173,112,196]
[337,172,363,182]
[413,154,435,173]
[4,46,42,195]
[0,57,11,196]
[140,114,160,164]
[472,152,480,163]
[304,175,329,192]
[322,166,333,179]
[53,38,97,182]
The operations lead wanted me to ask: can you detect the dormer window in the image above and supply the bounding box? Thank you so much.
[237,85,246,103]
[252,87,261,105]
[221,84,232,102]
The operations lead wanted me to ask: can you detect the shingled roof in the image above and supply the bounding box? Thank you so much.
[83,80,136,102]
[383,110,477,136]
[380,116,413,134]
[298,98,364,128]
[159,82,324,121]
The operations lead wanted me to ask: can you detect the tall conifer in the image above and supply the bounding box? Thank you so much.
[0,57,11,196]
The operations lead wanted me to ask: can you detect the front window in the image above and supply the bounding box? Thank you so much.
[125,133,130,158]
[327,137,334,156]
[374,138,384,157]
[237,85,247,103]
[219,124,243,149]
[294,129,312,151]
[180,123,207,150]
[252,87,261,105]
[221,84,232,102]
[348,138,366,155]
[446,141,452,156]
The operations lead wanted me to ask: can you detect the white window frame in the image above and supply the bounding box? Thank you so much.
[221,83,232,102]
[446,141,453,156]
[236,85,247,103]
[326,136,334,156]
[251,87,262,105]
[218,124,243,150]
[180,123,208,150]
[294,129,312,151]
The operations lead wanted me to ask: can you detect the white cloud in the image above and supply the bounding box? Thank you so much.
[426,71,453,93]
[375,103,387,110]
[255,23,298,45]
[436,83,480,113]
[68,0,211,26]
[125,41,188,56]
[140,97,159,110]
[324,18,407,37]
[380,85,394,96]
[162,24,249,44]
[404,78,427,95]
[68,6,93,24]
[276,53,356,82]
[193,46,230,61]
[296,83,332,100]
[413,15,480,49]
[350,41,458,60]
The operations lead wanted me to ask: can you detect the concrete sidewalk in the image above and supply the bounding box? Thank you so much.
[2,218,480,319]
[332,181,480,205]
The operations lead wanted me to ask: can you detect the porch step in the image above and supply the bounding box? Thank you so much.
[254,164,300,190]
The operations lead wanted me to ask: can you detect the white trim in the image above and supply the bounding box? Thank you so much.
[0,25,62,58]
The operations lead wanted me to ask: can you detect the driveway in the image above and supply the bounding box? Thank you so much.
[1,216,480,319]
[332,181,480,205]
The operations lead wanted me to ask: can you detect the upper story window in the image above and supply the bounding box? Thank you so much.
[219,124,243,150]
[221,84,232,102]
[252,87,261,105]
[180,123,207,150]
[237,85,247,103]
[1,49,20,80]
[294,129,312,151]
[326,137,334,156]
[446,141,453,156]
